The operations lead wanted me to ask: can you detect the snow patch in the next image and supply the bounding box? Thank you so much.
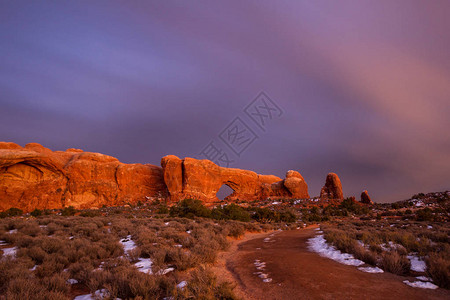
[67,278,78,284]
[307,235,364,266]
[134,258,153,274]
[416,276,431,282]
[74,289,111,300]
[120,235,136,253]
[177,281,187,289]
[403,280,438,289]
[157,267,175,275]
[407,255,426,272]
[2,246,17,258]
[358,266,384,273]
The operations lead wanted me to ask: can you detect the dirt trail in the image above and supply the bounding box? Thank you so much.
[222,227,449,300]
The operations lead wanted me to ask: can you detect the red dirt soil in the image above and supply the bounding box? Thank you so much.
[223,227,450,300]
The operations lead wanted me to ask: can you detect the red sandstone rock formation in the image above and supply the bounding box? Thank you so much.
[284,170,309,199]
[320,172,344,200]
[161,155,309,203]
[1,142,312,212]
[0,142,167,212]
[360,190,374,204]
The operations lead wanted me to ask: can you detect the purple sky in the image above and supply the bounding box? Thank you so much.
[1,1,449,202]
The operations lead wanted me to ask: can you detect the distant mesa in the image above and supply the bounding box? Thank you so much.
[0,141,367,212]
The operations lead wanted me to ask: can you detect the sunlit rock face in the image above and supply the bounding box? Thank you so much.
[320,173,344,200]
[0,142,313,211]
[161,155,309,204]
[0,142,167,212]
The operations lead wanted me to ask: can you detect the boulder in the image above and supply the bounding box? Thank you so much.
[320,173,343,200]
[360,190,374,204]
[283,170,309,199]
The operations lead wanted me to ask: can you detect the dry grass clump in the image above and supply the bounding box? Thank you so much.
[325,228,379,266]
[177,266,239,300]
[380,251,411,275]
[426,246,450,289]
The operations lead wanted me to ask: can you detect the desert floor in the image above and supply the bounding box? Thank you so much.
[218,226,450,300]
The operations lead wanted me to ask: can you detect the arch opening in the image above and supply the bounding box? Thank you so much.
[216,184,234,200]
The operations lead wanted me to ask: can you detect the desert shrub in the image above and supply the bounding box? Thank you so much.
[169,199,211,219]
[41,272,70,294]
[68,261,95,284]
[61,206,76,216]
[30,209,43,217]
[380,251,411,275]
[352,245,378,266]
[73,222,99,237]
[339,198,369,215]
[224,222,245,238]
[98,260,175,299]
[23,246,48,264]
[211,204,250,222]
[0,207,23,218]
[20,223,42,237]
[184,266,238,299]
[426,250,450,289]
[252,207,276,223]
[277,209,298,223]
[157,205,169,214]
[416,208,433,221]
[80,210,101,217]
[0,257,30,294]
[5,277,69,300]
[252,207,297,223]
[34,258,65,278]
[324,229,355,254]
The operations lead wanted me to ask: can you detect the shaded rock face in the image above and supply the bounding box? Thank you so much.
[320,173,344,200]
[360,190,374,204]
[161,155,309,203]
[0,142,167,212]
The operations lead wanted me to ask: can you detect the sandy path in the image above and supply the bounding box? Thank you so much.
[221,227,449,300]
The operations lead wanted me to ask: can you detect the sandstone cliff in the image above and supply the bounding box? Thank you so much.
[1,142,314,212]
[0,142,167,212]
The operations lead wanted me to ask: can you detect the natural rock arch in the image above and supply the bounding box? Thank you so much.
[161,155,310,204]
